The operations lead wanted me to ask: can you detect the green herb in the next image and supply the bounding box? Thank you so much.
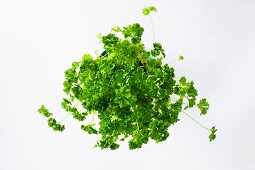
[38,6,217,150]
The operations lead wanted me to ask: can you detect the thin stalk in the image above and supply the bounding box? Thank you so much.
[59,101,79,123]
[182,111,210,132]
[60,113,71,123]
[149,15,155,42]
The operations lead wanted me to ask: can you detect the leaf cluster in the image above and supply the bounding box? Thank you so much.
[38,105,65,132]
[142,6,157,16]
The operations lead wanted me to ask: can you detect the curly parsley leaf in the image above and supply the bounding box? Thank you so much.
[142,6,157,16]
[209,126,217,141]
[122,23,144,44]
[48,118,65,132]
[81,124,98,134]
[197,98,210,115]
[38,105,52,117]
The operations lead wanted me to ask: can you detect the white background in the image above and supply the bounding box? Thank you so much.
[0,0,255,169]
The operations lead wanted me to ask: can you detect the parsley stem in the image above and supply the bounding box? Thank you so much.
[60,113,71,123]
[149,15,155,42]
[182,111,210,132]
[60,101,78,123]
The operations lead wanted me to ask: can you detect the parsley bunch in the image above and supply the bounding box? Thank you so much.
[38,6,217,150]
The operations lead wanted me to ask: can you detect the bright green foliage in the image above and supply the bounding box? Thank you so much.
[122,23,144,44]
[81,125,98,134]
[197,98,210,115]
[209,126,217,141]
[38,17,217,149]
[38,105,52,117]
[149,120,170,143]
[151,43,166,58]
[142,6,157,16]
[48,118,65,132]
[174,77,198,109]
[111,26,122,33]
